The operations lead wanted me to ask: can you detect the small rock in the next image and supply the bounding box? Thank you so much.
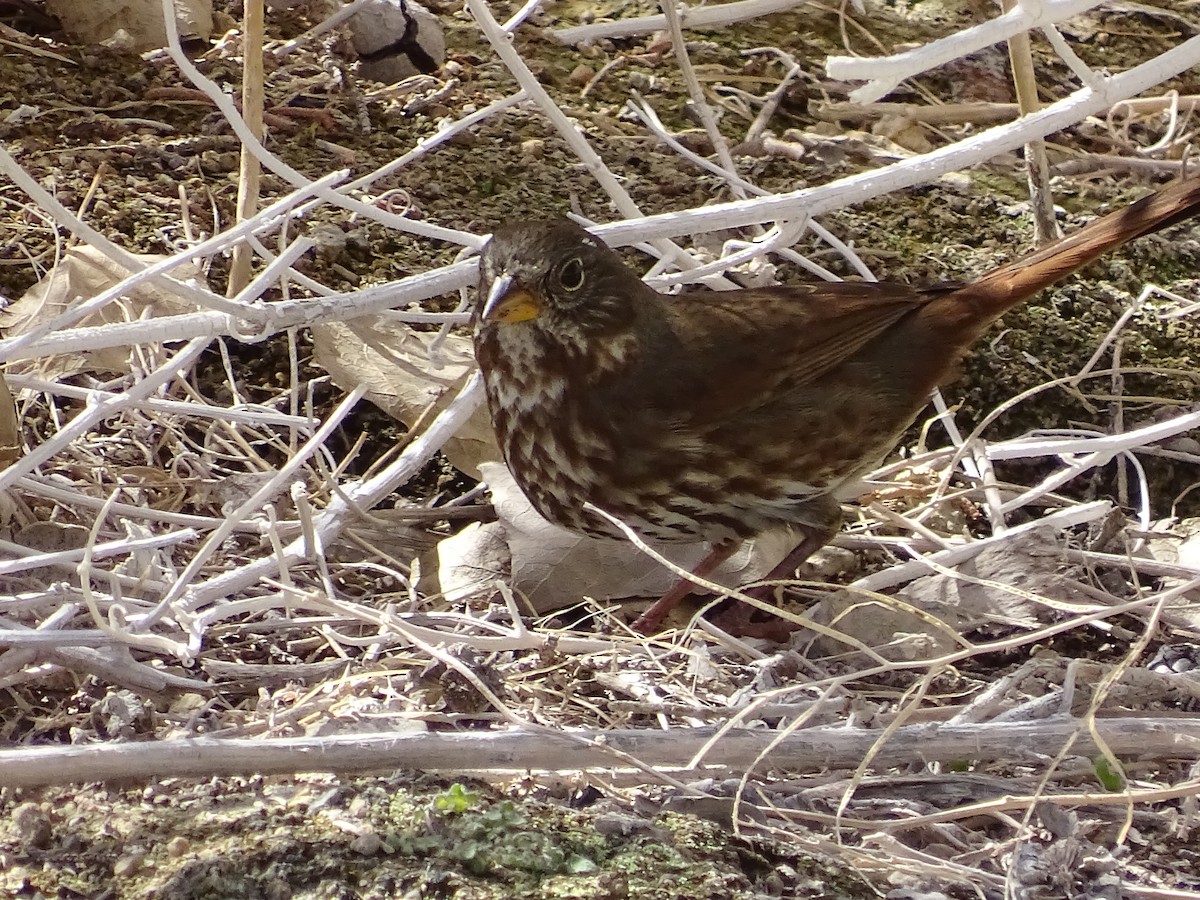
[568,64,594,87]
[1165,436,1200,454]
[113,851,145,877]
[628,71,659,92]
[310,223,349,262]
[350,0,447,84]
[520,139,545,159]
[12,804,52,850]
[872,114,932,153]
[351,832,384,855]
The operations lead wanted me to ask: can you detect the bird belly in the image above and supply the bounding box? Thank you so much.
[477,331,926,546]
[484,379,752,543]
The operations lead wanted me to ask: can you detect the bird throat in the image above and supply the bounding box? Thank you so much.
[476,319,645,538]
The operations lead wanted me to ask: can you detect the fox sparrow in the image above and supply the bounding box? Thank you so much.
[473,176,1200,633]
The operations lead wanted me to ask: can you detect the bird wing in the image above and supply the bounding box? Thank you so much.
[644,281,945,422]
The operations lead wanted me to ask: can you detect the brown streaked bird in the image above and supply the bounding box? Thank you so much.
[473,177,1200,634]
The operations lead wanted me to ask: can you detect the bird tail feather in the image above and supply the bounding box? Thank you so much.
[924,174,1200,341]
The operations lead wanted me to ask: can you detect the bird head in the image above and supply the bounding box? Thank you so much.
[475,219,641,342]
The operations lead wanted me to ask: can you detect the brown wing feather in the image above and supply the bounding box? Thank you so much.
[649,281,944,421]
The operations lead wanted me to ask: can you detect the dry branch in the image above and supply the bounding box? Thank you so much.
[1,716,1196,789]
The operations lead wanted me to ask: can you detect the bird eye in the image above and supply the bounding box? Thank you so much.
[558,257,585,292]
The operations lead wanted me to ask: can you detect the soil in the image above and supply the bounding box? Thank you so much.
[1,0,1199,896]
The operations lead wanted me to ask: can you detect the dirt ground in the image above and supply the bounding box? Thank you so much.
[2,0,1200,897]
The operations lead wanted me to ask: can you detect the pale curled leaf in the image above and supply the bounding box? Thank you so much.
[1145,517,1200,571]
[1143,518,1200,629]
[0,370,18,467]
[45,0,213,50]
[430,462,794,614]
[811,526,1085,658]
[311,317,498,475]
[428,521,510,606]
[0,246,204,377]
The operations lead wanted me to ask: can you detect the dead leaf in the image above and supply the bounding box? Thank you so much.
[431,521,510,606]
[1144,518,1200,630]
[427,461,794,614]
[0,371,19,467]
[45,0,212,50]
[0,246,204,377]
[1146,518,1200,571]
[15,521,90,553]
[812,527,1084,658]
[311,316,498,475]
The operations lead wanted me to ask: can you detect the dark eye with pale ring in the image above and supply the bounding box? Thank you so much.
[558,257,585,292]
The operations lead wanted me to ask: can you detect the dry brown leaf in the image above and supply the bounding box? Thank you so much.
[813,526,1083,658]
[0,246,203,377]
[45,0,213,50]
[1146,517,1200,570]
[0,371,19,467]
[14,522,90,553]
[1144,518,1200,629]
[311,316,498,475]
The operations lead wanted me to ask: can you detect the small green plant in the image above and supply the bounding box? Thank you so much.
[433,783,479,814]
[400,790,599,879]
[1093,756,1126,792]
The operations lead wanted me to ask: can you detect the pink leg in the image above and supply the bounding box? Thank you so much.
[634,496,843,637]
[631,539,739,634]
[706,529,831,639]
[755,529,832,587]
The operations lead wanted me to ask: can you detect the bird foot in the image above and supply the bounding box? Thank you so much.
[633,586,803,642]
[704,595,803,643]
[631,530,830,636]
[630,540,740,635]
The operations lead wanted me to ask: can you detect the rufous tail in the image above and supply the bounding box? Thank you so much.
[924,173,1200,342]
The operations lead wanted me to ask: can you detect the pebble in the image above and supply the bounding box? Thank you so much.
[12,804,51,850]
[113,851,145,877]
[351,832,383,855]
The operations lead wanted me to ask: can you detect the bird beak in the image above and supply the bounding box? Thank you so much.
[481,273,541,324]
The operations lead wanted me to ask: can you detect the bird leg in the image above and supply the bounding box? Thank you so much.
[707,497,843,639]
[753,501,840,585]
[630,538,740,634]
[631,497,843,636]
[706,527,834,639]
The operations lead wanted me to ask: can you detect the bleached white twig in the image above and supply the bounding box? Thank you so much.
[15,476,272,533]
[851,500,1111,594]
[160,0,479,248]
[986,411,1200,461]
[0,529,197,577]
[465,0,743,288]
[139,385,369,624]
[0,263,475,364]
[271,0,375,58]
[0,168,349,364]
[8,375,315,428]
[826,0,1108,103]
[592,34,1200,242]
[553,0,806,44]
[0,339,210,493]
[2,716,1199,787]
[175,374,485,628]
